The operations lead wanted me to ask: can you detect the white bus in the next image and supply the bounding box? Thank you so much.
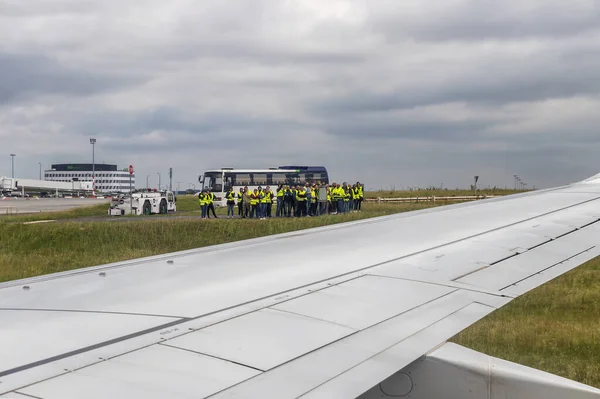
[198,166,330,207]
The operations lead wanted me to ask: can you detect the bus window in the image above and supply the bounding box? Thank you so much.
[224,173,235,191]
[235,174,251,185]
[253,173,267,186]
[286,173,306,185]
[271,173,287,185]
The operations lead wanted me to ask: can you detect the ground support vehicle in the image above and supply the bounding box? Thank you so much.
[108,190,176,216]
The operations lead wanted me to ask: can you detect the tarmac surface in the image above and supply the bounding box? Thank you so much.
[0,198,110,215]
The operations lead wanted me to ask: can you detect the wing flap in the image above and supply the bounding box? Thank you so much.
[209,290,510,398]
[271,276,456,330]
[163,308,355,371]
[500,247,600,296]
[300,303,496,399]
[457,227,599,291]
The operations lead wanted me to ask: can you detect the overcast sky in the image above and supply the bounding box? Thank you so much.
[2,0,600,190]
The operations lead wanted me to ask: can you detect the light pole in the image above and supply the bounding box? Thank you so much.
[89,138,96,194]
[513,175,519,190]
[38,162,42,180]
[10,154,15,178]
[157,172,161,190]
[146,175,150,190]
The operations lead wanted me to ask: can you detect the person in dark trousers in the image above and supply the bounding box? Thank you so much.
[207,192,218,218]
[276,185,285,217]
[249,189,260,218]
[265,186,273,218]
[356,182,364,211]
[296,186,307,217]
[285,185,295,217]
[226,188,235,218]
[198,190,208,219]
[237,187,244,217]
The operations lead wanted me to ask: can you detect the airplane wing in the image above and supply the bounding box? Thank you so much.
[2,175,600,398]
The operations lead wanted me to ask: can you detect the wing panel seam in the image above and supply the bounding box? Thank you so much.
[499,246,596,291]
[159,343,265,372]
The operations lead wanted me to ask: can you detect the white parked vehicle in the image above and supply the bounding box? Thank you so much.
[108,190,176,216]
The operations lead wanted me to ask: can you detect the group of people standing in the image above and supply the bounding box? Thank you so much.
[198,181,364,219]
[197,191,219,218]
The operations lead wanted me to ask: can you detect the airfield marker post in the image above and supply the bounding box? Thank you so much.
[129,165,134,214]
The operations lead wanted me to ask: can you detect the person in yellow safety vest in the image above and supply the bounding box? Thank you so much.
[355,182,364,212]
[310,185,318,216]
[329,183,338,215]
[249,188,260,219]
[198,190,209,219]
[292,186,299,217]
[225,188,235,218]
[295,186,307,217]
[336,184,345,214]
[237,187,244,217]
[206,191,218,218]
[276,184,285,217]
[350,184,359,212]
[256,186,265,220]
[263,186,273,218]
[284,185,294,217]
[342,182,350,213]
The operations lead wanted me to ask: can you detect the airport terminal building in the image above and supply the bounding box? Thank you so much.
[44,163,135,193]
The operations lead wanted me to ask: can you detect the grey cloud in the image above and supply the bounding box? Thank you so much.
[313,53,600,114]
[69,107,308,138]
[0,53,143,104]
[0,1,95,17]
[370,1,600,41]
[323,116,491,141]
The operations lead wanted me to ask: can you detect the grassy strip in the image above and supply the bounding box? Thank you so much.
[368,188,527,198]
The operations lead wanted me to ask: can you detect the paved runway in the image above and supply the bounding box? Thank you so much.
[0,198,110,215]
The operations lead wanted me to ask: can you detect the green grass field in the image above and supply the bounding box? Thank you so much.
[367,188,527,198]
[0,195,598,387]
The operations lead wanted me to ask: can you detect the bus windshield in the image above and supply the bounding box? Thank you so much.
[203,172,223,192]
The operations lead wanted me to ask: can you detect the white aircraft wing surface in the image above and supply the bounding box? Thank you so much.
[2,175,600,398]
